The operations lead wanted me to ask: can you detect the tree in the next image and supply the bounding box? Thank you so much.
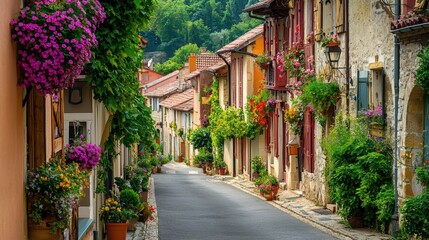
[154,43,201,74]
[187,19,210,47]
[152,0,189,56]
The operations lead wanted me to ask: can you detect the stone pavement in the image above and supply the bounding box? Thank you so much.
[127,177,159,240]
[214,175,391,240]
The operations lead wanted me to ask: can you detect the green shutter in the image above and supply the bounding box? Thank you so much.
[357,70,369,114]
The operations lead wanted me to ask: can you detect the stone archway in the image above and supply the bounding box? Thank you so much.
[401,87,425,199]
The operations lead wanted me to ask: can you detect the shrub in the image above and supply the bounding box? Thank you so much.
[190,127,212,150]
[251,156,266,175]
[119,189,142,216]
[193,148,213,164]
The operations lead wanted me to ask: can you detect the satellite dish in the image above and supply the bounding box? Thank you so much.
[148,59,153,67]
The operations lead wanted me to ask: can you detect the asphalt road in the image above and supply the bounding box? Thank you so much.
[154,162,337,240]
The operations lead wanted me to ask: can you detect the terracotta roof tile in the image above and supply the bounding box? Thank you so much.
[144,79,179,97]
[243,0,274,12]
[159,88,194,108]
[217,25,264,53]
[172,99,193,112]
[143,70,179,89]
[196,53,222,70]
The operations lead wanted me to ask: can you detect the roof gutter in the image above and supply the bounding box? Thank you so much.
[248,11,265,21]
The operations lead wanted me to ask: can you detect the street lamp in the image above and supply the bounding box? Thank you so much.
[324,45,342,68]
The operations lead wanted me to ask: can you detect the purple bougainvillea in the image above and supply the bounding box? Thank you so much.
[10,0,105,95]
[66,135,102,170]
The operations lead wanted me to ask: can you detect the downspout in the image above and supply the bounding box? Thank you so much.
[216,53,236,176]
[392,0,400,237]
[345,0,350,114]
[248,12,265,21]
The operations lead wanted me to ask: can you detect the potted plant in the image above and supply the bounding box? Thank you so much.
[320,31,340,47]
[251,156,266,180]
[65,134,102,171]
[10,0,105,96]
[100,194,134,240]
[264,175,280,199]
[119,189,143,231]
[27,159,89,238]
[255,54,272,70]
[216,160,227,175]
[258,183,274,201]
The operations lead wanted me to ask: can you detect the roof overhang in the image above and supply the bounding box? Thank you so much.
[243,0,289,17]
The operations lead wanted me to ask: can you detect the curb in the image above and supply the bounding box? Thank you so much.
[218,176,389,240]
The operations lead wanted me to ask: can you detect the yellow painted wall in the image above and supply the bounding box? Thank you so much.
[0,1,27,239]
[253,35,265,94]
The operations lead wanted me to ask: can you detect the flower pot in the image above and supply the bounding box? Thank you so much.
[201,165,207,174]
[369,124,384,138]
[326,41,340,47]
[152,166,157,174]
[139,191,148,203]
[263,192,273,201]
[219,167,226,175]
[29,219,62,240]
[178,155,183,162]
[157,166,162,173]
[289,145,299,156]
[106,222,128,240]
[347,216,364,229]
[271,186,279,199]
[127,218,139,231]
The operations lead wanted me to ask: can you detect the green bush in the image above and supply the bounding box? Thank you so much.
[251,156,266,175]
[120,189,142,215]
[322,114,393,230]
[401,166,429,238]
[401,191,429,238]
[193,148,213,164]
[375,185,395,233]
[190,127,212,150]
[416,46,429,93]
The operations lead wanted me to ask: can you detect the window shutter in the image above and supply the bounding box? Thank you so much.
[357,71,370,114]
[265,117,271,153]
[336,0,344,33]
[274,105,279,157]
[314,0,323,41]
[404,0,416,14]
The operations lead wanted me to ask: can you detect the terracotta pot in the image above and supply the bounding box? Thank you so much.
[29,219,62,240]
[157,166,162,173]
[152,166,157,174]
[326,41,340,47]
[263,192,273,201]
[347,216,364,228]
[127,218,138,231]
[272,186,279,199]
[289,145,299,155]
[106,222,128,240]
[139,191,148,203]
[219,167,226,175]
[178,155,183,162]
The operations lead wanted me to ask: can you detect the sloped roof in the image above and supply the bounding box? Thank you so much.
[144,79,179,97]
[216,24,264,53]
[143,70,179,89]
[160,88,194,109]
[172,99,194,112]
[243,0,289,17]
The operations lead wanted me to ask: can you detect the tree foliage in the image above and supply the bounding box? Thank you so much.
[142,0,263,69]
[154,43,201,74]
[86,0,157,193]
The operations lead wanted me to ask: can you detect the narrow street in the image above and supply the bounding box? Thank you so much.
[154,162,337,240]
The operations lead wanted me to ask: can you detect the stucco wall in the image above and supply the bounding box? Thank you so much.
[0,1,26,239]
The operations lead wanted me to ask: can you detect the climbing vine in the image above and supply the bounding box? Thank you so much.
[85,0,157,193]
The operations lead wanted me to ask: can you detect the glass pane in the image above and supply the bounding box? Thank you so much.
[68,121,87,142]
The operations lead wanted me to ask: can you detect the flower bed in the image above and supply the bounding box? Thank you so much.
[10,0,105,95]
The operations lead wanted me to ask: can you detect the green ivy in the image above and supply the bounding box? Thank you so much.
[86,0,157,193]
[416,46,429,93]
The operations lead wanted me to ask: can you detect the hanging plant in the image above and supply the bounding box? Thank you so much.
[284,97,306,136]
[300,77,340,125]
[10,0,105,95]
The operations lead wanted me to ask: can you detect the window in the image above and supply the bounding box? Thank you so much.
[357,69,385,118]
[151,97,160,112]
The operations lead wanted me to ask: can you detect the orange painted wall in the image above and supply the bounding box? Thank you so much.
[253,35,265,94]
[0,1,27,239]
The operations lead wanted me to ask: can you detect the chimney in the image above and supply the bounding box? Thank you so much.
[189,53,196,73]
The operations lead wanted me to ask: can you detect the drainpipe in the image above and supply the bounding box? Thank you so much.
[215,53,236,176]
[345,0,350,114]
[392,0,400,237]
